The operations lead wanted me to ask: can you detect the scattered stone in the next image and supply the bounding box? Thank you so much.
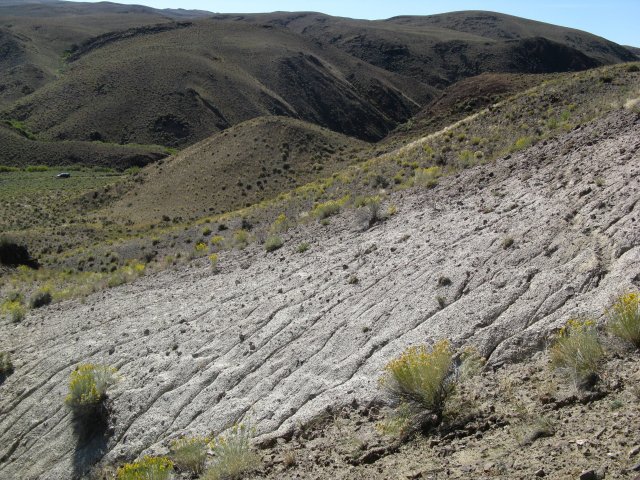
[534,468,546,477]
[579,470,597,480]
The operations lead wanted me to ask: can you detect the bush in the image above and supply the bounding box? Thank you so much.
[312,200,341,220]
[511,136,533,152]
[1,299,25,322]
[202,424,259,480]
[355,195,383,229]
[170,436,209,475]
[297,242,310,253]
[627,64,640,73]
[65,364,118,413]
[413,166,441,188]
[30,289,52,309]
[607,292,640,347]
[380,340,455,416]
[270,213,288,234]
[233,229,250,249]
[208,253,219,270]
[116,456,174,480]
[549,319,603,387]
[0,351,13,375]
[264,235,283,253]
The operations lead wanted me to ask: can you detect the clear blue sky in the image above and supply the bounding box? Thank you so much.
[70,0,639,46]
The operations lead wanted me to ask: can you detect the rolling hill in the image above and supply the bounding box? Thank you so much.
[107,116,368,222]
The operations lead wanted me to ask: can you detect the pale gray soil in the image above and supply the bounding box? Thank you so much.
[1,109,639,479]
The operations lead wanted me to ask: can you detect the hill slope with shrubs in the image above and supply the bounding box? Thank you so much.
[0,96,638,479]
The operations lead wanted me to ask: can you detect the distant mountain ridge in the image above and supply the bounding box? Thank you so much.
[0,2,637,164]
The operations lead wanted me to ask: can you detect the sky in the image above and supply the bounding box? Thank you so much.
[68,0,640,46]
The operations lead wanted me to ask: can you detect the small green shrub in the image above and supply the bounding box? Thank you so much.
[65,364,118,412]
[549,319,603,386]
[627,64,640,73]
[170,436,209,475]
[511,136,533,152]
[355,195,382,228]
[208,253,219,270]
[0,165,20,173]
[297,242,310,253]
[30,289,52,309]
[0,351,13,375]
[202,424,260,480]
[607,292,640,347]
[313,200,341,219]
[233,229,250,249]
[413,166,441,188]
[116,456,174,480]
[264,235,283,253]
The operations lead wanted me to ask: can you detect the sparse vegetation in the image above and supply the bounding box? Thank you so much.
[29,289,52,309]
[380,340,455,418]
[297,242,310,253]
[116,456,174,480]
[413,166,441,188]
[313,199,342,219]
[264,235,284,253]
[208,253,219,270]
[1,296,26,322]
[0,351,13,375]
[233,229,250,249]
[549,318,603,387]
[202,424,260,480]
[607,291,640,347]
[170,435,209,475]
[65,364,118,413]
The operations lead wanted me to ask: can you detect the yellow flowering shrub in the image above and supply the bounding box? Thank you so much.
[65,364,118,410]
[380,340,454,414]
[607,292,640,347]
[1,299,25,322]
[208,253,219,270]
[116,456,173,480]
[413,166,442,188]
[194,242,208,252]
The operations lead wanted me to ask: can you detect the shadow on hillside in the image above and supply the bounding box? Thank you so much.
[71,403,113,478]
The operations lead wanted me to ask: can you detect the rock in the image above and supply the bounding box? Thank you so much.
[579,470,597,480]
[632,463,640,472]
[534,468,546,477]
[630,446,640,458]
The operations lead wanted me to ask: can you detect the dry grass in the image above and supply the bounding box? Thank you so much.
[549,319,603,386]
[607,292,640,348]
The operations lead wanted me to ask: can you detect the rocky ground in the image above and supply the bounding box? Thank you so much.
[254,349,640,480]
[0,109,639,479]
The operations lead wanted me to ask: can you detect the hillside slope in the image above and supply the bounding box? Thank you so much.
[216,11,637,87]
[2,19,432,146]
[0,124,168,168]
[0,108,638,479]
[107,116,368,222]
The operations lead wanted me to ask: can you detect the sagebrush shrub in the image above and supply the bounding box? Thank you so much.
[380,340,455,415]
[312,200,341,219]
[413,166,441,188]
[116,456,173,480]
[30,289,52,309]
[0,351,13,375]
[170,436,209,475]
[1,299,25,322]
[607,292,640,347]
[549,319,603,386]
[202,424,259,480]
[264,235,283,253]
[65,364,118,412]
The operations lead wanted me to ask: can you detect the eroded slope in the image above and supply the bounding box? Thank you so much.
[0,109,638,479]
